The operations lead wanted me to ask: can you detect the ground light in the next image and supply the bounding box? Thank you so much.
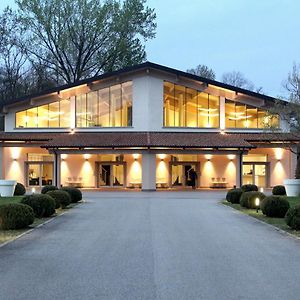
[255,197,260,213]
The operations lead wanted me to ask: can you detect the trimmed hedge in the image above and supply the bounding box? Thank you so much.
[240,191,266,209]
[272,185,286,196]
[0,203,34,230]
[41,185,58,194]
[226,188,243,204]
[241,184,258,192]
[260,195,290,218]
[21,194,56,218]
[14,182,26,196]
[285,205,300,230]
[60,187,82,203]
[47,190,71,209]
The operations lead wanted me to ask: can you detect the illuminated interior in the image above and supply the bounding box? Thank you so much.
[16,99,71,128]
[164,81,220,128]
[76,81,132,127]
[225,99,279,129]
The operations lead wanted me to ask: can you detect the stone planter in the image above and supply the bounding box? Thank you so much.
[284,179,300,197]
[0,180,17,197]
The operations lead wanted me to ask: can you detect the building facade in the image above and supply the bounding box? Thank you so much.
[0,62,297,191]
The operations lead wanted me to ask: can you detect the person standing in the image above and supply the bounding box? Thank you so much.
[189,168,198,190]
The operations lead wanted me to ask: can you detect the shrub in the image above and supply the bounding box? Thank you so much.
[261,195,290,218]
[41,185,58,194]
[14,182,26,196]
[46,190,71,209]
[272,185,286,196]
[241,184,258,192]
[21,194,56,218]
[285,205,300,230]
[226,188,243,204]
[240,191,266,209]
[0,203,34,230]
[60,187,82,203]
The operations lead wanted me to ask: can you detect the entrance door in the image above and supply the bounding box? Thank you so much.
[98,163,125,187]
[27,162,54,187]
[242,163,268,187]
[170,162,199,188]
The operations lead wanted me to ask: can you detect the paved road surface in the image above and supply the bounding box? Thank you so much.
[1,191,300,300]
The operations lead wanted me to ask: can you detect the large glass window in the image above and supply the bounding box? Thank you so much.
[16,99,70,128]
[163,81,220,128]
[76,81,132,127]
[225,99,279,129]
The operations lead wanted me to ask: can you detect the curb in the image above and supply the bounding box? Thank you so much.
[0,201,83,249]
[221,202,300,242]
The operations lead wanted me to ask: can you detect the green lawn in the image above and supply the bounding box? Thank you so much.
[222,196,300,238]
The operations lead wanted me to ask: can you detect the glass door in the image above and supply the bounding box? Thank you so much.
[242,163,268,187]
[98,163,125,187]
[27,163,54,187]
[170,163,199,187]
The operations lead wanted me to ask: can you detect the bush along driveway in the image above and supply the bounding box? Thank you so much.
[0,185,82,245]
[223,189,300,238]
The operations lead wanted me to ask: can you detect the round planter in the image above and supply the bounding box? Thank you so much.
[0,180,17,197]
[284,179,300,197]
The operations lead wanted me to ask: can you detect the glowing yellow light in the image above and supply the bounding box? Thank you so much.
[205,154,212,160]
[158,154,166,160]
[132,154,139,160]
[228,154,235,160]
[220,130,225,135]
[260,187,264,193]
[32,187,36,194]
[274,148,283,160]
[11,148,21,160]
[61,154,67,160]
[255,197,260,207]
[83,154,91,160]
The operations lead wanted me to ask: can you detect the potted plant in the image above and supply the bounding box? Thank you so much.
[0,180,17,197]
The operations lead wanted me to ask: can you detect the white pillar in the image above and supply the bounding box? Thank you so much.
[142,153,156,191]
[220,96,226,130]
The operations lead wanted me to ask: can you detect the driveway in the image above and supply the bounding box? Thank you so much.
[1,191,300,300]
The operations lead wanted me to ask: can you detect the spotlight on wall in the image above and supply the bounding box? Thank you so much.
[61,154,67,161]
[220,130,225,135]
[13,158,17,161]
[70,128,75,134]
[207,159,211,162]
[83,154,91,161]
[133,153,139,161]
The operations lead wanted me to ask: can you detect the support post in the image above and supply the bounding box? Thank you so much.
[236,151,243,188]
[54,152,61,188]
[142,153,156,191]
[0,147,3,179]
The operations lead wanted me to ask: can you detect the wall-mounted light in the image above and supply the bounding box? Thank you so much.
[133,154,139,161]
[220,130,225,135]
[61,154,67,161]
[70,128,75,135]
[83,154,91,161]
[13,158,17,161]
[207,159,211,162]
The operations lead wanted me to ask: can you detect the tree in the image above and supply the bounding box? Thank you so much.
[271,63,300,179]
[221,71,255,91]
[16,0,157,83]
[186,64,216,80]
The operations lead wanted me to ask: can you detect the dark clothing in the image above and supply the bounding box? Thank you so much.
[189,170,198,189]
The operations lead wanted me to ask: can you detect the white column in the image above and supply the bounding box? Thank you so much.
[236,152,243,188]
[142,153,156,191]
[70,96,76,129]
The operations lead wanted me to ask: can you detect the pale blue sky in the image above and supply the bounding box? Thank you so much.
[1,0,300,97]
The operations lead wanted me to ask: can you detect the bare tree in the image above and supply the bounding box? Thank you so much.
[221,71,255,91]
[186,64,216,80]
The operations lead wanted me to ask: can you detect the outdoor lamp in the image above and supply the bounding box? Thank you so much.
[255,197,260,213]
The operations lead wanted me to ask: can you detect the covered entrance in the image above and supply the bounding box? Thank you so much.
[96,162,126,188]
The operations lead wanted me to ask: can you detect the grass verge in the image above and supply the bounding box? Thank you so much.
[222,196,300,238]
[0,202,79,245]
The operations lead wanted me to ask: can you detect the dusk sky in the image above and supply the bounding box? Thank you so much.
[1,0,300,97]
